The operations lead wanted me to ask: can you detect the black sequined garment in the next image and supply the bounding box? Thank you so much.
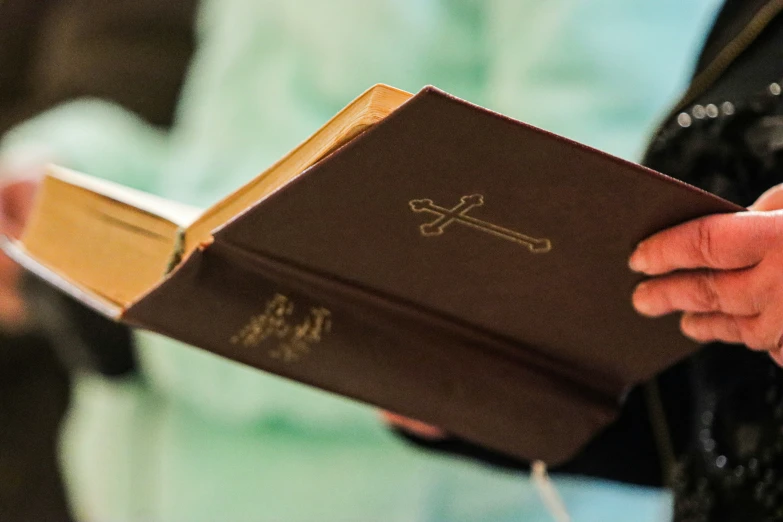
[646,81,783,522]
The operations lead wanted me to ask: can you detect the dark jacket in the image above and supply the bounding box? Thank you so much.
[0,0,196,133]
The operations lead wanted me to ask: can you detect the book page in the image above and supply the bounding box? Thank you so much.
[183,84,412,253]
[50,165,203,226]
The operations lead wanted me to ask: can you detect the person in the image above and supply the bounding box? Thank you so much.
[632,2,783,518]
[631,191,783,358]
[397,1,783,521]
[0,1,196,520]
[0,0,726,520]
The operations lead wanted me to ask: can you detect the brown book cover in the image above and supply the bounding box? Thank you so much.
[3,86,742,465]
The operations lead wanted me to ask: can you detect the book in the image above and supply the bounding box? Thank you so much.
[2,85,742,465]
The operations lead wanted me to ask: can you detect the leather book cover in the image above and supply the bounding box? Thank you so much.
[11,87,743,464]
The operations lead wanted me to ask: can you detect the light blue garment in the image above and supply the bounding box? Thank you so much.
[1,1,724,520]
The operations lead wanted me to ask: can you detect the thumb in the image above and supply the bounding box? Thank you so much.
[0,178,40,238]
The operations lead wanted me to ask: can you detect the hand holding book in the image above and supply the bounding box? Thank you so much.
[3,85,746,463]
[0,168,40,329]
[391,182,783,450]
[631,182,783,365]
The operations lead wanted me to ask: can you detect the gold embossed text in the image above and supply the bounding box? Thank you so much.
[230,294,332,362]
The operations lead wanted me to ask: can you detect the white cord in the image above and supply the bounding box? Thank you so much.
[532,461,571,522]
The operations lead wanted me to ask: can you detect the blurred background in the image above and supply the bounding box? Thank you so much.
[0,0,724,521]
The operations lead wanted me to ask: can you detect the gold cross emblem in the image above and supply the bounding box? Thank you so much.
[409,194,551,253]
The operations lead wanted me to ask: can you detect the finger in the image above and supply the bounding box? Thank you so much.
[680,312,744,345]
[752,183,783,211]
[381,411,445,440]
[0,179,39,238]
[630,212,775,275]
[633,268,761,317]
[681,312,783,351]
[770,349,783,368]
[0,293,26,330]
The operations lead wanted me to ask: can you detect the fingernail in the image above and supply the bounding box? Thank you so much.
[629,250,646,273]
[632,283,654,316]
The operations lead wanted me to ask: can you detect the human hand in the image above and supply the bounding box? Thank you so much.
[630,184,783,366]
[0,165,43,330]
[381,411,445,440]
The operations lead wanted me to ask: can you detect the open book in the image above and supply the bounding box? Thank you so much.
[20,85,412,313]
[4,84,741,464]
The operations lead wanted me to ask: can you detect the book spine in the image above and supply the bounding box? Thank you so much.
[124,239,618,465]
